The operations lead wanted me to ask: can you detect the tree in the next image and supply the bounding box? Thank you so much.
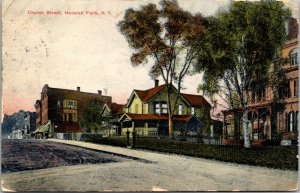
[79,102,105,133]
[195,0,290,148]
[118,0,205,137]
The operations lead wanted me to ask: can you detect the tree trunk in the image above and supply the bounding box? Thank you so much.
[243,108,251,148]
[168,115,173,138]
[166,85,174,138]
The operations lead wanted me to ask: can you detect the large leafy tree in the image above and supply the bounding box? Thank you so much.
[79,102,105,133]
[118,0,205,137]
[195,0,290,148]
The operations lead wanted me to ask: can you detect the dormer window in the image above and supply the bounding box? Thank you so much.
[290,48,298,66]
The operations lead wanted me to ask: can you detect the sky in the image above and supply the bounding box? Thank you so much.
[2,0,298,116]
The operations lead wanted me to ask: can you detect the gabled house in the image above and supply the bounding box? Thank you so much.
[119,80,212,138]
[101,102,125,135]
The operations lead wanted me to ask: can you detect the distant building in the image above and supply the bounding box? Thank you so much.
[2,111,36,139]
[34,84,112,135]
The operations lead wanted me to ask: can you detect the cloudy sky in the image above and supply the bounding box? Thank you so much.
[2,0,298,116]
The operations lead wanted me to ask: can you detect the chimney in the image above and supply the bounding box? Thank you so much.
[77,87,80,91]
[98,90,102,95]
[155,79,159,87]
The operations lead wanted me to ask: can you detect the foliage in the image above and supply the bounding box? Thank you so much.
[79,102,106,133]
[85,136,128,147]
[195,0,291,147]
[86,136,298,170]
[135,137,298,170]
[118,0,206,136]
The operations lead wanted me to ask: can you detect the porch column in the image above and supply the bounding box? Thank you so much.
[120,122,123,136]
[223,113,227,139]
[132,121,135,132]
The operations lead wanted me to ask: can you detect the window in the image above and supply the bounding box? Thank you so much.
[290,48,298,66]
[191,107,195,115]
[162,103,168,114]
[57,100,61,109]
[155,103,160,114]
[286,81,291,98]
[63,114,68,122]
[135,104,139,113]
[178,105,183,115]
[287,111,297,132]
[68,101,75,109]
[289,112,293,132]
[262,89,266,100]
[294,78,298,97]
[296,111,299,132]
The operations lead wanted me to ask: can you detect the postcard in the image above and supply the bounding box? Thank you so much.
[1,0,298,191]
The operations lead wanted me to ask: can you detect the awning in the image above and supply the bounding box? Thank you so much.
[32,124,50,134]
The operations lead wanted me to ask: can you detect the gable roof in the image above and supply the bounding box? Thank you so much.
[103,102,125,115]
[182,93,211,108]
[110,103,125,114]
[134,84,166,102]
[126,83,211,109]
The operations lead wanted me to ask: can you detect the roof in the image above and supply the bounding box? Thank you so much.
[33,124,50,133]
[129,84,211,108]
[110,103,125,115]
[182,93,211,108]
[221,101,273,115]
[134,84,166,102]
[41,84,112,106]
[120,113,198,122]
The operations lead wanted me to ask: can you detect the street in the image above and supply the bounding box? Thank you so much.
[1,139,298,191]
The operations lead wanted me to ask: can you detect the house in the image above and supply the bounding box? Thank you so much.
[222,17,298,146]
[99,102,125,136]
[119,80,212,139]
[34,84,112,138]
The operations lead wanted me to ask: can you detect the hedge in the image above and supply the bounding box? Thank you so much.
[85,136,128,147]
[85,136,298,170]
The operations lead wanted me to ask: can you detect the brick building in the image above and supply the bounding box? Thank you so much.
[223,18,298,145]
[34,84,112,133]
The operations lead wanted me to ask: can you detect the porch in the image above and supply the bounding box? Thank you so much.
[222,103,273,146]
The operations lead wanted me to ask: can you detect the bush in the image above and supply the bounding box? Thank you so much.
[79,133,103,141]
[135,137,298,170]
[85,136,298,170]
[85,136,127,147]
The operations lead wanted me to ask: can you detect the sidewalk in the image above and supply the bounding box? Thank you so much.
[48,138,183,163]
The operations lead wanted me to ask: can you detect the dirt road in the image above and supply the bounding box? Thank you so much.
[1,139,298,191]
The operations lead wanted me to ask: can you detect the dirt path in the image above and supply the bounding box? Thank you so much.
[1,139,298,191]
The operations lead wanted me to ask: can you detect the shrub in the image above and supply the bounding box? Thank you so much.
[135,137,298,170]
[85,136,298,170]
[85,136,127,147]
